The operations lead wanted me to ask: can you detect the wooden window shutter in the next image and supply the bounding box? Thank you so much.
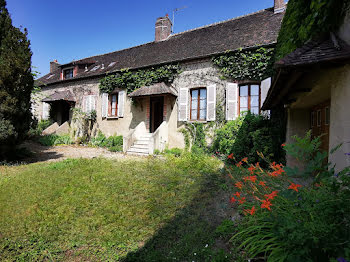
[226,83,238,120]
[260,77,271,107]
[117,91,125,117]
[178,88,189,121]
[206,84,216,121]
[101,93,108,118]
[42,102,50,120]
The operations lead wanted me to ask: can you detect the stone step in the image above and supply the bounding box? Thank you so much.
[131,144,149,149]
[127,147,149,154]
[134,140,150,145]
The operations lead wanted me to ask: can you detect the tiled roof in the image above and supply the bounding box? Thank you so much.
[42,90,75,102]
[37,7,284,87]
[129,82,177,97]
[275,34,350,68]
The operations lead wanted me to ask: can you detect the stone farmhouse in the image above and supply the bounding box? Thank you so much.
[34,1,285,155]
[263,10,350,171]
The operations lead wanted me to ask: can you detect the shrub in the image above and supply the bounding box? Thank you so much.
[212,112,285,166]
[226,133,350,261]
[38,134,72,146]
[163,148,183,157]
[90,131,123,152]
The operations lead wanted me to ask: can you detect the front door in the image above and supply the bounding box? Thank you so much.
[311,100,330,154]
[150,96,164,133]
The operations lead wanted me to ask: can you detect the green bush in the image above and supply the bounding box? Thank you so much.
[163,148,183,157]
[38,134,72,146]
[90,131,123,152]
[212,112,285,166]
[228,133,350,261]
[37,120,51,132]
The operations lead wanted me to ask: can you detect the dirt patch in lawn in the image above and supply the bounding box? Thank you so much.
[21,141,147,163]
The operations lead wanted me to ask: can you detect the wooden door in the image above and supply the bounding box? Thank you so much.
[150,96,164,133]
[310,100,330,153]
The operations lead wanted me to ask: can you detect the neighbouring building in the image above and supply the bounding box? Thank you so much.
[262,10,350,171]
[34,2,285,155]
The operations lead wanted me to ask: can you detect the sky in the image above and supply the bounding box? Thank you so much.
[7,0,274,77]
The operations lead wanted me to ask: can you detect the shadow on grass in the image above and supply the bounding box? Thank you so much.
[122,171,237,262]
[17,140,64,164]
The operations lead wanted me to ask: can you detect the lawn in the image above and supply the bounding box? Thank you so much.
[0,154,235,261]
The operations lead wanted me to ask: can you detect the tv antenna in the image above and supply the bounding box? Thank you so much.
[172,6,187,33]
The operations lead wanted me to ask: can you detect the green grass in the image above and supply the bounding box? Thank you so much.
[0,154,233,261]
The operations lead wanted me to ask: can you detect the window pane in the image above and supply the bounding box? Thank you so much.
[112,95,117,102]
[325,107,330,125]
[311,112,315,127]
[191,109,197,120]
[200,109,206,120]
[251,95,259,107]
[111,108,116,116]
[317,110,321,126]
[199,98,206,110]
[240,96,248,108]
[240,85,248,96]
[191,99,197,110]
[251,85,259,95]
[200,89,207,99]
[251,107,259,115]
[191,90,198,100]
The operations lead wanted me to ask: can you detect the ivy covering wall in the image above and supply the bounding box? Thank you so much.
[212,47,274,81]
[99,64,181,94]
[275,0,350,61]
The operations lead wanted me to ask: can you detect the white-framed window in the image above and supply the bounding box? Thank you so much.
[101,91,125,119]
[178,84,216,122]
[239,83,260,115]
[190,88,207,121]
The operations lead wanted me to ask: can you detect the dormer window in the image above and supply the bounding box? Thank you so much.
[63,68,73,79]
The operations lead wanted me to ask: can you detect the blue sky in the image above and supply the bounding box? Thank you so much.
[7,0,274,77]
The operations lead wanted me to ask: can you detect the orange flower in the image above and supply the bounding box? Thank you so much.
[242,157,248,163]
[236,161,243,167]
[244,206,256,216]
[250,176,257,183]
[264,190,278,200]
[255,162,260,168]
[230,197,236,203]
[227,153,234,159]
[234,192,241,198]
[248,165,255,174]
[288,183,302,192]
[281,143,286,147]
[235,182,243,189]
[261,200,272,211]
[238,197,246,204]
[259,181,266,187]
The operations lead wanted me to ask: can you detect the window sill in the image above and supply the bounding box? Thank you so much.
[186,120,208,123]
[106,116,119,120]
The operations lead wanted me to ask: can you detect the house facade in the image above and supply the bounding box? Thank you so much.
[34,1,285,154]
[263,10,350,171]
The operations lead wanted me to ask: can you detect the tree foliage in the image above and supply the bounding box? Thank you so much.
[275,0,350,61]
[0,0,34,157]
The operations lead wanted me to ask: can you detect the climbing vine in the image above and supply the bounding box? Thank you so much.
[275,0,350,61]
[99,64,181,94]
[212,47,274,81]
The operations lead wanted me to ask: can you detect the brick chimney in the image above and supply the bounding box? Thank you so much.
[274,0,285,14]
[50,59,60,73]
[155,14,172,42]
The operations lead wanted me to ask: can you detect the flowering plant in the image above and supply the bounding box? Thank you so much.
[226,133,350,261]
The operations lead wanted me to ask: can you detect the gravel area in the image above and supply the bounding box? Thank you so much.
[22,141,149,163]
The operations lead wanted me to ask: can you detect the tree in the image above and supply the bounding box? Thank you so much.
[0,0,34,158]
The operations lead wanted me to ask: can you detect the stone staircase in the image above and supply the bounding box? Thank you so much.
[126,133,152,155]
